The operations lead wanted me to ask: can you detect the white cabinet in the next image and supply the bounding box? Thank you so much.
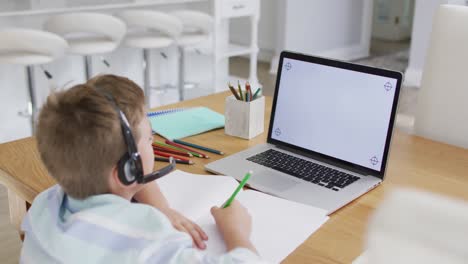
[221,0,257,17]
[213,0,260,91]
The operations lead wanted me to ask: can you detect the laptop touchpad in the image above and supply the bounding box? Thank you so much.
[249,171,298,192]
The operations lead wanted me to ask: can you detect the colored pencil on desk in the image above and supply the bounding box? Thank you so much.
[252,88,261,100]
[152,145,193,157]
[155,156,193,165]
[237,81,244,101]
[165,140,210,158]
[164,140,208,158]
[173,139,225,155]
[228,82,241,100]
[153,141,194,154]
[153,142,193,156]
[184,151,204,158]
[155,141,205,158]
[153,150,191,162]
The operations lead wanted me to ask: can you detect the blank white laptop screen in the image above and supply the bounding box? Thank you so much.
[271,58,398,171]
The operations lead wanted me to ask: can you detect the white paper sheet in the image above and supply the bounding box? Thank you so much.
[157,170,329,263]
[157,170,238,220]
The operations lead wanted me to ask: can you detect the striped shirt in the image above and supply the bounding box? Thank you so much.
[20,185,263,264]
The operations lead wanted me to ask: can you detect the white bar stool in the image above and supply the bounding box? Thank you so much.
[171,10,214,101]
[0,28,68,132]
[44,12,126,80]
[118,10,183,106]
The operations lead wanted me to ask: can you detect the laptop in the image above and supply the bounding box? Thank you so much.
[205,51,403,215]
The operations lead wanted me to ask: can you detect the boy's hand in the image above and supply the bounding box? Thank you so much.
[211,200,256,253]
[162,208,208,250]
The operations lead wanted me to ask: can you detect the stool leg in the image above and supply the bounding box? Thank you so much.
[26,66,37,133]
[178,46,185,101]
[143,49,151,107]
[84,55,93,80]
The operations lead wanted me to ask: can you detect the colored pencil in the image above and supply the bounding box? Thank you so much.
[222,171,252,208]
[246,82,253,100]
[252,88,261,100]
[153,141,195,154]
[153,150,191,162]
[173,139,224,155]
[152,143,193,156]
[184,151,204,158]
[155,140,206,158]
[152,145,193,157]
[237,80,243,101]
[154,156,193,165]
[165,140,210,158]
[165,140,209,158]
[153,153,189,163]
[228,82,240,100]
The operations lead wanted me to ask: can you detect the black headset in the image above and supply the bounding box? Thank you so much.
[96,90,175,185]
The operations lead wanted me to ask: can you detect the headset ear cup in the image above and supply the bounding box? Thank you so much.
[117,153,135,185]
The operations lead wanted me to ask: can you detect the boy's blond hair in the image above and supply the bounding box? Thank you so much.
[36,75,145,199]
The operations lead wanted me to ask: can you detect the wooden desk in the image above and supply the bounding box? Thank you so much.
[1,91,468,263]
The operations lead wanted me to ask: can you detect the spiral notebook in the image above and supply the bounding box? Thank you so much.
[147,108,187,117]
[147,107,225,140]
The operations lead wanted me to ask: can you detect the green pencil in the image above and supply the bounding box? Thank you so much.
[222,171,252,208]
[252,88,262,99]
[237,81,244,101]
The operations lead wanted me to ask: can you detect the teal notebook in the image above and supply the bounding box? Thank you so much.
[148,107,225,140]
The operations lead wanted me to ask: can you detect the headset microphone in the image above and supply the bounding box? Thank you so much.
[139,157,176,183]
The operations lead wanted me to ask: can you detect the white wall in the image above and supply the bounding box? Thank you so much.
[231,0,373,65]
[283,0,364,54]
[405,0,445,87]
[269,0,372,73]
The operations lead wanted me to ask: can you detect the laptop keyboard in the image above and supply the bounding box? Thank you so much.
[246,149,360,191]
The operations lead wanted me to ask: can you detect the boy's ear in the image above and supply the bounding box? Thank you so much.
[108,165,126,192]
[108,165,141,199]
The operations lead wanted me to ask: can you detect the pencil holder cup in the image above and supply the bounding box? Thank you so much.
[225,95,265,139]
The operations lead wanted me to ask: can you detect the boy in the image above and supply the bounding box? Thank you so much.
[20,75,262,263]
